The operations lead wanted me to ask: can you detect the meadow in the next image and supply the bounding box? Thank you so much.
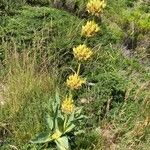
[0,0,150,149]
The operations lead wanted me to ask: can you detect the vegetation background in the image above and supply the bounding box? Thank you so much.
[0,0,150,149]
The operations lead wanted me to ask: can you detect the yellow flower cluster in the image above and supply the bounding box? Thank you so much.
[66,73,86,90]
[66,2,100,91]
[73,44,93,61]
[61,95,75,114]
[81,21,100,37]
[52,130,62,140]
[86,0,106,16]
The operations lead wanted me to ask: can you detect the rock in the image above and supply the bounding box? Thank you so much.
[65,0,76,11]
[53,0,63,8]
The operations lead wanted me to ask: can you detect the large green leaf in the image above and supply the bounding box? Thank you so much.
[67,111,75,124]
[52,101,57,113]
[57,117,65,132]
[30,132,52,144]
[55,136,70,150]
[54,105,59,130]
[64,124,75,133]
[46,114,54,130]
[55,90,60,105]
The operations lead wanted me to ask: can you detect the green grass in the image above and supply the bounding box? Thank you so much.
[0,0,150,149]
[0,50,56,148]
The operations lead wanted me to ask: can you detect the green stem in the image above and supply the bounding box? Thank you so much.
[84,38,88,45]
[63,114,68,132]
[77,63,81,75]
[69,90,72,97]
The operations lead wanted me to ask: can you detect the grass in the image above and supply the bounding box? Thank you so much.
[0,49,56,148]
[0,0,150,149]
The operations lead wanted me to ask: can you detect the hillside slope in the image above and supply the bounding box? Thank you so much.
[0,1,150,150]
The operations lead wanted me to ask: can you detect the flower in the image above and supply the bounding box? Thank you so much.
[86,0,106,16]
[81,21,100,37]
[61,95,75,114]
[66,73,86,90]
[52,130,62,140]
[73,44,93,61]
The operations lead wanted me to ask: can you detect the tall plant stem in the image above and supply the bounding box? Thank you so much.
[77,63,81,75]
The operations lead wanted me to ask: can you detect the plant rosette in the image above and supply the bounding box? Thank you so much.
[30,91,86,150]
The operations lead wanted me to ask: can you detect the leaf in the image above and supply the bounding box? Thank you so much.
[58,110,64,119]
[54,105,59,130]
[30,132,52,144]
[75,115,87,121]
[67,111,74,124]
[55,136,70,150]
[57,117,65,132]
[55,90,60,105]
[74,130,85,135]
[64,124,75,133]
[54,116,59,130]
[75,107,83,115]
[52,101,57,113]
[46,114,54,130]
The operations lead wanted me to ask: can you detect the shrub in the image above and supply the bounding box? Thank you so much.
[0,0,26,15]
